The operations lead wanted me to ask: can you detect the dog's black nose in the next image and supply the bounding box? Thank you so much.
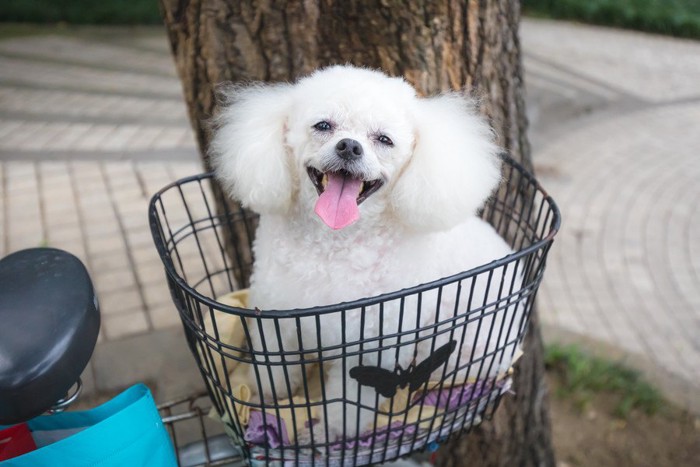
[335,138,363,160]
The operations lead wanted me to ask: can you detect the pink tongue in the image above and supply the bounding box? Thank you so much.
[314,172,363,230]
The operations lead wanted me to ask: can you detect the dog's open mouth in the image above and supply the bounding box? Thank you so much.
[307,167,384,230]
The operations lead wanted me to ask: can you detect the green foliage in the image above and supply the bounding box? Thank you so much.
[0,0,162,25]
[524,0,700,39]
[545,344,664,418]
[3,0,698,35]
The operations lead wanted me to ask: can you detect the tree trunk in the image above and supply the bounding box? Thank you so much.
[159,1,555,465]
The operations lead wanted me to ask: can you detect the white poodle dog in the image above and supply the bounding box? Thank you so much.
[210,65,523,441]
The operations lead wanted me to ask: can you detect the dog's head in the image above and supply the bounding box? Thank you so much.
[210,65,501,232]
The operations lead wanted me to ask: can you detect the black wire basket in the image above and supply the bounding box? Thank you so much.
[159,393,245,466]
[149,155,560,466]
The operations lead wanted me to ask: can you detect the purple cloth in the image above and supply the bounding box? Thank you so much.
[244,410,289,448]
[244,379,505,449]
[329,421,416,451]
[414,380,494,410]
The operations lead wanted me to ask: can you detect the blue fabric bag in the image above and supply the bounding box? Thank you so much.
[0,384,177,467]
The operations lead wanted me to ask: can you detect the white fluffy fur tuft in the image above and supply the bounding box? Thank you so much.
[209,84,295,214]
[391,94,501,231]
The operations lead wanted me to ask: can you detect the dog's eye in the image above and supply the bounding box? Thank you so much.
[377,134,394,147]
[313,121,332,132]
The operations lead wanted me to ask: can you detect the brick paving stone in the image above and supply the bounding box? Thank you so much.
[45,223,82,243]
[98,289,144,316]
[132,263,165,291]
[4,91,183,123]
[135,265,165,289]
[86,234,127,256]
[0,122,47,149]
[43,122,95,150]
[21,122,73,151]
[103,311,150,340]
[90,250,131,272]
[112,189,145,206]
[125,126,166,150]
[119,212,148,231]
[92,266,138,294]
[142,279,171,309]
[149,303,182,330]
[126,227,154,249]
[0,120,25,140]
[0,56,182,98]
[5,163,44,251]
[43,201,79,224]
[151,127,191,150]
[0,35,177,77]
[72,124,118,151]
[89,125,141,151]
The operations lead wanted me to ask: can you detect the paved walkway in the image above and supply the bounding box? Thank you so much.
[0,29,199,341]
[522,19,700,407]
[0,28,203,400]
[0,20,698,408]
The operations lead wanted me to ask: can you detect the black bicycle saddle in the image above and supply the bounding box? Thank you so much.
[0,248,100,424]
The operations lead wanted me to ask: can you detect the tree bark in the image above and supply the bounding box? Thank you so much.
[159,1,555,465]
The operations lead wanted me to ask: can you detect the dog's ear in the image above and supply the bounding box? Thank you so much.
[209,83,294,214]
[391,94,501,231]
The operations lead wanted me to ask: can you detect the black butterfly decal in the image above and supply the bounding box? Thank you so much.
[349,340,457,398]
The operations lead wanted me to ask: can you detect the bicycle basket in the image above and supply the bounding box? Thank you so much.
[159,393,245,467]
[149,155,560,466]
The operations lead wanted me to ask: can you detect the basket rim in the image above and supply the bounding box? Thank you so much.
[148,155,561,319]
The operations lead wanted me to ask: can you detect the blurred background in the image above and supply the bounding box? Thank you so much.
[0,1,698,465]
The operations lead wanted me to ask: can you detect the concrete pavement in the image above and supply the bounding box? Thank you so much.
[0,27,203,400]
[522,19,700,410]
[0,20,698,410]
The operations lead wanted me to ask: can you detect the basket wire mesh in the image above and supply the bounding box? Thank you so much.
[159,393,244,466]
[149,156,560,466]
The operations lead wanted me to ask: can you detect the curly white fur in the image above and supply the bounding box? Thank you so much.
[210,66,522,441]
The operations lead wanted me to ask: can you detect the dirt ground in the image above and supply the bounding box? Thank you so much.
[547,374,700,467]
